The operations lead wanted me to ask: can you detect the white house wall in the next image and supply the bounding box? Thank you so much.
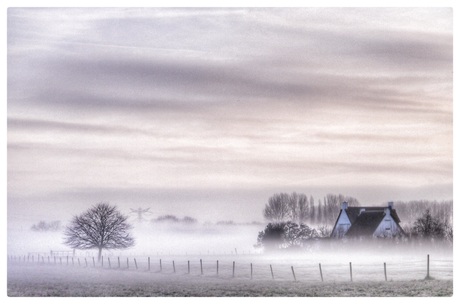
[373,210,402,237]
[331,210,351,238]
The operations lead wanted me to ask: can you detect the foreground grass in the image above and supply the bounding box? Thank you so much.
[7,263,452,297]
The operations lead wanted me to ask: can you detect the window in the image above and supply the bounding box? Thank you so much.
[385,220,391,230]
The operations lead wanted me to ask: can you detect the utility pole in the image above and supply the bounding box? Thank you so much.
[130,208,152,222]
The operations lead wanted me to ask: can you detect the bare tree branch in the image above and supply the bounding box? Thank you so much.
[63,202,135,261]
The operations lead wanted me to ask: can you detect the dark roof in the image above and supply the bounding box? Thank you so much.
[346,207,401,223]
[345,211,386,237]
[331,209,344,234]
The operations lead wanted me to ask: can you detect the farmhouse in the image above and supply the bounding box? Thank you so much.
[330,202,405,239]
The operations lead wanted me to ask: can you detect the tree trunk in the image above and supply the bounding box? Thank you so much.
[98,247,102,262]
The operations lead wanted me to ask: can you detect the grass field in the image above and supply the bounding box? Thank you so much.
[7,261,453,297]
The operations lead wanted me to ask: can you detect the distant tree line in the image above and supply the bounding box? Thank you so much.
[151,215,263,226]
[152,215,198,225]
[31,220,62,232]
[393,200,453,232]
[263,192,360,226]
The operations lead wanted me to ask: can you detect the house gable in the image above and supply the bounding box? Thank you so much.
[331,202,352,238]
[372,208,405,238]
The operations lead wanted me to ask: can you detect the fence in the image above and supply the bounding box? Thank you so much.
[7,253,452,283]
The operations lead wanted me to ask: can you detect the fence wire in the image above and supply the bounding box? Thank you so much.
[8,254,453,283]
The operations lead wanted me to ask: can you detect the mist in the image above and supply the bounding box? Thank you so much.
[7,7,453,297]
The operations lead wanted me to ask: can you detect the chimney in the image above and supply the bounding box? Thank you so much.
[388,202,394,209]
[341,201,348,210]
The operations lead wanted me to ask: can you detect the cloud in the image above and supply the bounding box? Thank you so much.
[7,8,453,222]
[8,8,452,118]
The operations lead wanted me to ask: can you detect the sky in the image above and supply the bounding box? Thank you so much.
[7,7,453,225]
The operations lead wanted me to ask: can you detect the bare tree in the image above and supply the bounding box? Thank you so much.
[288,192,299,223]
[316,199,323,224]
[263,193,290,222]
[64,203,134,261]
[411,209,445,240]
[297,194,309,224]
[309,195,315,225]
[317,225,332,238]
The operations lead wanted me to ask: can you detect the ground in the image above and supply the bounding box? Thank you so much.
[7,262,452,297]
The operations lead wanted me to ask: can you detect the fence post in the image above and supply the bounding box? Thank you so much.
[160,259,162,272]
[270,264,274,279]
[427,254,430,278]
[60,257,62,265]
[349,262,353,282]
[42,256,45,264]
[384,262,387,281]
[291,266,297,281]
[127,257,129,269]
[85,258,88,267]
[108,258,111,269]
[173,260,176,273]
[425,254,432,280]
[92,257,95,267]
[31,255,34,263]
[319,263,324,282]
[188,260,190,274]
[78,258,80,267]
[251,263,253,280]
[54,256,56,264]
[118,257,120,268]
[101,256,104,268]
[232,261,235,278]
[72,257,74,266]
[148,257,150,271]
[134,258,138,270]
[66,256,69,265]
[200,259,203,275]
[217,260,219,276]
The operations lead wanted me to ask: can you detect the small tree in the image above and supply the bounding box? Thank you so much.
[255,221,319,251]
[284,222,318,248]
[444,222,453,243]
[64,203,134,261]
[411,209,445,240]
[317,226,332,238]
[255,222,285,251]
